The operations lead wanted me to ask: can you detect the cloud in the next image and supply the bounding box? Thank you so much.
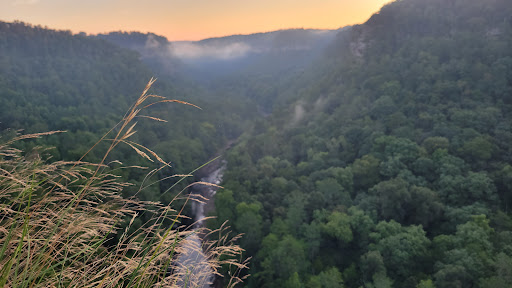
[292,102,306,124]
[12,0,40,5]
[145,34,162,50]
[169,41,253,60]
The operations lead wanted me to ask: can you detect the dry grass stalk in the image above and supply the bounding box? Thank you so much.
[0,79,247,287]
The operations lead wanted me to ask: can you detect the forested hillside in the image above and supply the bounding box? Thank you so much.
[0,21,255,218]
[0,20,260,287]
[0,21,338,233]
[98,29,339,114]
[211,0,512,287]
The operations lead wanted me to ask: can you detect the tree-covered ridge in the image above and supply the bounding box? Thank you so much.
[212,0,512,287]
[0,20,257,227]
[0,21,154,159]
[97,29,342,114]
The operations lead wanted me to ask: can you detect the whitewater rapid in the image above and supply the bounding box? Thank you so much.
[174,161,226,288]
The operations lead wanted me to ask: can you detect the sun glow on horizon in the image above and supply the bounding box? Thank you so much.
[0,0,390,41]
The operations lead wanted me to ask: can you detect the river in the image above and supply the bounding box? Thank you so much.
[173,160,226,288]
[191,162,226,228]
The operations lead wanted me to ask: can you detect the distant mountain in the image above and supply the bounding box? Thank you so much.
[94,31,184,77]
[95,31,169,52]
[96,28,341,81]
[94,28,345,116]
[0,21,152,133]
[174,29,340,78]
[178,28,338,59]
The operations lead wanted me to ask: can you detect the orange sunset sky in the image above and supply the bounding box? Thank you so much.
[0,0,390,41]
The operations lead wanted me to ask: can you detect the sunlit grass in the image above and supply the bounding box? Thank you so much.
[0,79,247,287]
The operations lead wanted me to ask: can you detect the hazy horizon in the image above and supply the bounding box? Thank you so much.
[0,0,389,41]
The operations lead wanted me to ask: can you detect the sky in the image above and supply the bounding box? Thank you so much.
[0,0,390,41]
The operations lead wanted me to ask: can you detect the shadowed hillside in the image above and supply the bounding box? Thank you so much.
[210,0,512,287]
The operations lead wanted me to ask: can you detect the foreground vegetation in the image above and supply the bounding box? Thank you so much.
[0,81,246,287]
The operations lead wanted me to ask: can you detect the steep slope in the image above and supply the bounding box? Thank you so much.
[0,21,254,206]
[179,28,338,75]
[0,21,155,159]
[98,29,341,113]
[212,0,512,287]
[192,29,343,112]
[96,28,337,79]
[94,31,186,78]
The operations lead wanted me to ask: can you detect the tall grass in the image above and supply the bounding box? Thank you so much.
[0,79,247,287]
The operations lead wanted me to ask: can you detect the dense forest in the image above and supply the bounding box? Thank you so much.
[0,21,258,209]
[208,0,512,287]
[2,0,512,287]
